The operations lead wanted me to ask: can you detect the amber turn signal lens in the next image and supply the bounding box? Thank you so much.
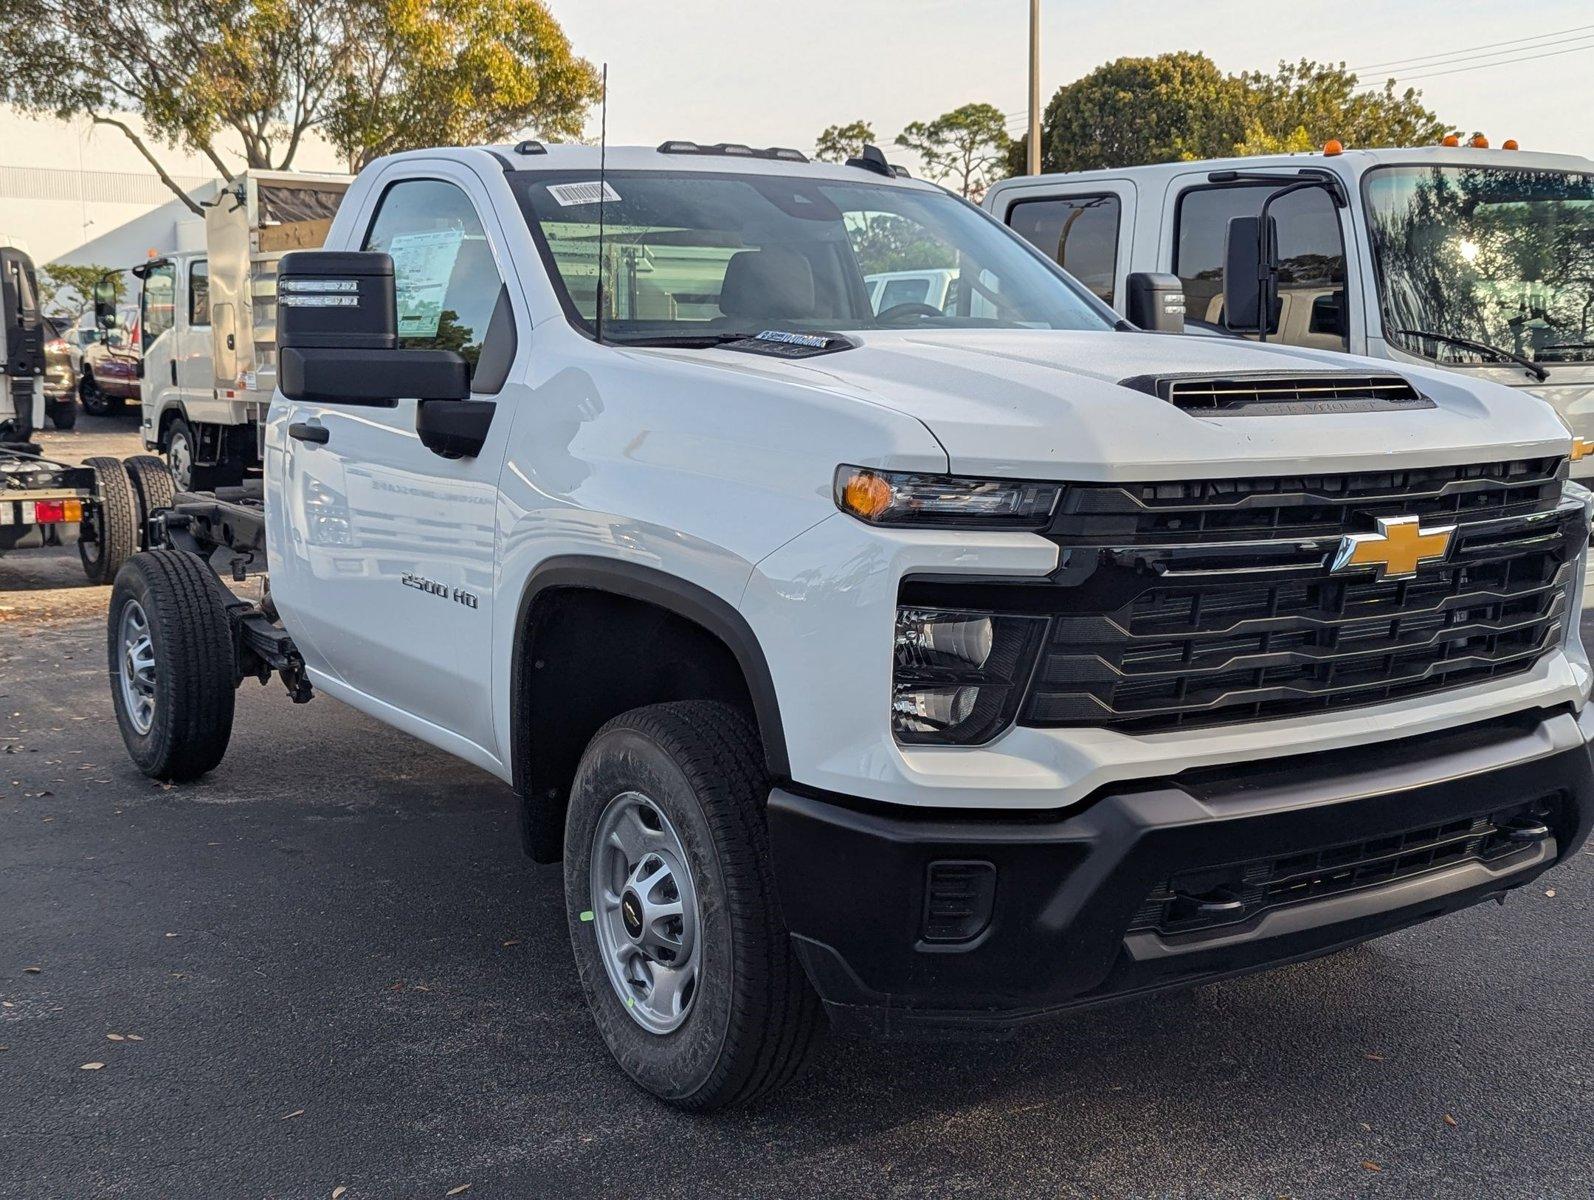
[1323,139,1343,156]
[838,469,895,521]
[1503,138,1520,151]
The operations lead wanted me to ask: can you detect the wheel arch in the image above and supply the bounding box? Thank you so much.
[509,556,790,861]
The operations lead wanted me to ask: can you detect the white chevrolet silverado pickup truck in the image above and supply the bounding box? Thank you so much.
[105,140,1594,1110]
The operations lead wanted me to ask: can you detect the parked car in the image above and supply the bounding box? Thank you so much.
[41,316,78,430]
[107,140,1594,1111]
[79,313,141,416]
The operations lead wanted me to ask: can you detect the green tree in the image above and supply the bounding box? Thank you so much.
[1014,53,1451,176]
[38,263,124,322]
[895,103,1011,199]
[0,0,342,214]
[1236,59,1447,154]
[1020,52,1250,175]
[814,119,877,163]
[324,0,601,171]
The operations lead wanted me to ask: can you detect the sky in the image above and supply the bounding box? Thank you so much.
[554,0,1594,164]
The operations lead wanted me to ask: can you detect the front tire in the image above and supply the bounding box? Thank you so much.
[79,372,120,416]
[564,701,823,1111]
[108,550,237,781]
[49,400,77,431]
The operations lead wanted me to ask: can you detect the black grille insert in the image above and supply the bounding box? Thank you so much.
[1129,798,1558,939]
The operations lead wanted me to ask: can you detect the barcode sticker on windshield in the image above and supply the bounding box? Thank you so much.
[547,181,621,207]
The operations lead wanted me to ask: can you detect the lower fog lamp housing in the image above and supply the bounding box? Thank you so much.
[892,607,1047,745]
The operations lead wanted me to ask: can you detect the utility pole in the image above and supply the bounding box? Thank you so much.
[1027,0,1042,175]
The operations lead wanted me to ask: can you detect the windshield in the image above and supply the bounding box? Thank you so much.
[513,170,1115,343]
[1364,164,1594,367]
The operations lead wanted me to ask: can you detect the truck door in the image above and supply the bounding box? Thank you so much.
[270,164,516,759]
[178,259,212,404]
[137,260,177,424]
[995,181,1136,312]
[1164,175,1358,351]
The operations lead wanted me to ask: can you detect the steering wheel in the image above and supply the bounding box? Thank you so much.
[874,302,946,325]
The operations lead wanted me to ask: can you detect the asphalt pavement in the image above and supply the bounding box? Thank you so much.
[2,412,1591,1198]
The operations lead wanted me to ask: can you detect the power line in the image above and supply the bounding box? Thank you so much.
[1349,22,1594,73]
[1393,40,1594,82]
[1355,34,1594,80]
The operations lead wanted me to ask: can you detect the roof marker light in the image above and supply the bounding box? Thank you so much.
[1442,134,1461,147]
[1470,134,1489,148]
[1323,139,1344,156]
[1503,138,1520,151]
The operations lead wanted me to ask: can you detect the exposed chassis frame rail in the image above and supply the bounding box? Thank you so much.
[153,490,314,705]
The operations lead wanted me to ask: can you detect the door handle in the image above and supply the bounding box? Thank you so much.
[289,422,329,445]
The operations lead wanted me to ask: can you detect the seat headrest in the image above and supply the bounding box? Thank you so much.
[718,247,815,319]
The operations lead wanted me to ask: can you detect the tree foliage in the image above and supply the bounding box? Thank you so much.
[895,103,1011,199]
[1013,53,1450,175]
[814,120,877,163]
[38,263,124,321]
[325,0,601,172]
[0,0,599,209]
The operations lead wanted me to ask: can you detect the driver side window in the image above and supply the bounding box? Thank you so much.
[362,178,503,369]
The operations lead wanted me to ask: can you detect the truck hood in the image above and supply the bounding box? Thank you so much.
[690,329,1572,480]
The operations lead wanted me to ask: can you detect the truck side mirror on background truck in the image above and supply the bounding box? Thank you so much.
[93,273,120,330]
[1222,215,1280,336]
[1125,273,1185,334]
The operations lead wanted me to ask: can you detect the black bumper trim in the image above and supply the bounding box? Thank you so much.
[768,710,1593,1039]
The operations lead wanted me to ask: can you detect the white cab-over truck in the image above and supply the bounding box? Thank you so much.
[134,171,350,490]
[106,140,1594,1110]
[986,143,1594,478]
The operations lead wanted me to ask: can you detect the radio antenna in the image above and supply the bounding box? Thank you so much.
[594,62,609,345]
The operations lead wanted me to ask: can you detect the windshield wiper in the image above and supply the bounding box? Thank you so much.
[606,332,758,349]
[1394,327,1549,382]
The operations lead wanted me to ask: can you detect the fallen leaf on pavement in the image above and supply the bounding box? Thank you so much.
[1545,889,1556,898]
[1363,1052,1385,1062]
[80,1062,105,1071]
[106,1033,124,1041]
[501,939,521,947]
[332,1189,346,1199]
[1362,1162,1382,1172]
[282,1109,305,1120]
[22,966,40,974]
[1444,1114,1458,1127]
[126,1034,144,1042]
[446,1187,471,1197]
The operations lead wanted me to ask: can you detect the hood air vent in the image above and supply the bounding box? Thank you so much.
[1118,371,1435,417]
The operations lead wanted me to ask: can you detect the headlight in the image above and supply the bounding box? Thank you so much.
[893,607,1047,745]
[835,465,1062,529]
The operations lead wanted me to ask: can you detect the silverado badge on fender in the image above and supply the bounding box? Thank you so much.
[1331,515,1455,580]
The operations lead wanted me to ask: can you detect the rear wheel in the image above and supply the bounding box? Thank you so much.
[123,455,177,547]
[79,456,137,584]
[108,549,237,781]
[49,398,77,430]
[564,701,823,1111]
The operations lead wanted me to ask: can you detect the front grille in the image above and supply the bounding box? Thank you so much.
[1119,371,1434,416]
[901,457,1580,736]
[1129,797,1558,939]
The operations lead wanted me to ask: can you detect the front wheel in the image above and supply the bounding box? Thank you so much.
[78,372,120,416]
[108,550,237,781]
[564,701,823,1111]
[49,400,77,431]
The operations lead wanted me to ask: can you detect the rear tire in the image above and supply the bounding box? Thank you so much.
[49,400,77,431]
[124,455,177,548]
[80,456,137,584]
[108,550,237,781]
[564,701,823,1111]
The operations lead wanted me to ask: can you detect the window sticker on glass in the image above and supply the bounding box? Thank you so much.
[547,181,622,208]
[388,228,466,338]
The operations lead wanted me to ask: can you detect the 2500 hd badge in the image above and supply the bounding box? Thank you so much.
[401,572,478,610]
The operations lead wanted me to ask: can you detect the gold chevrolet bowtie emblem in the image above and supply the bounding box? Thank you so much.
[1571,437,1594,462]
[1331,515,1455,579]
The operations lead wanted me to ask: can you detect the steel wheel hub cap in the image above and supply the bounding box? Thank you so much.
[118,600,157,735]
[589,791,700,1035]
[168,436,192,490]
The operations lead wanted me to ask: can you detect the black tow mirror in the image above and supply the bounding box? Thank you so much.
[93,273,120,330]
[1222,215,1280,336]
[276,250,469,407]
[1126,272,1185,334]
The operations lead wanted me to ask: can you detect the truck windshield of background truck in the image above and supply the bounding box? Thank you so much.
[1364,165,1594,368]
[513,171,1116,343]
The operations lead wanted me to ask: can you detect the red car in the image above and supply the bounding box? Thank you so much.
[78,322,141,416]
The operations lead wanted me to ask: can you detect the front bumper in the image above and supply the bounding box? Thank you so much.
[769,707,1594,1038]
